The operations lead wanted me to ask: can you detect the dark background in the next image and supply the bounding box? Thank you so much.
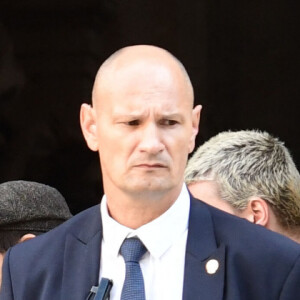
[1,1,299,214]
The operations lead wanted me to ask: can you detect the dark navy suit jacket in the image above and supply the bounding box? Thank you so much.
[1,196,300,300]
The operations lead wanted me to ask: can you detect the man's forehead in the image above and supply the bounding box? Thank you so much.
[92,46,194,107]
[99,57,181,88]
[110,103,187,116]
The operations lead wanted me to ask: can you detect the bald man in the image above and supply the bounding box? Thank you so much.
[1,45,300,300]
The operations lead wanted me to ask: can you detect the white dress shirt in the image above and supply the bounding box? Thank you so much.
[99,184,190,300]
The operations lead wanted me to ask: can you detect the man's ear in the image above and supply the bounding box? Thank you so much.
[242,197,269,226]
[18,233,36,243]
[80,103,99,151]
[188,105,202,153]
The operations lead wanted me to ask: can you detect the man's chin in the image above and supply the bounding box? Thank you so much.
[126,180,172,194]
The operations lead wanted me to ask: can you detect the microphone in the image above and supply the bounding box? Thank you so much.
[85,278,113,300]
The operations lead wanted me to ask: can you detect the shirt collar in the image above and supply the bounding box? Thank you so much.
[101,184,190,259]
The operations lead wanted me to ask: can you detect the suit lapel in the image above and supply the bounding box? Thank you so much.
[183,197,225,300]
[59,198,226,299]
[61,205,102,300]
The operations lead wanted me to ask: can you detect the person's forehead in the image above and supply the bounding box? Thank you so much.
[104,58,183,88]
[92,47,194,110]
[95,84,192,118]
[94,62,191,107]
[110,101,188,118]
[97,47,188,87]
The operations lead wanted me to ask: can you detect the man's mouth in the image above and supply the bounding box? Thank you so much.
[135,163,167,168]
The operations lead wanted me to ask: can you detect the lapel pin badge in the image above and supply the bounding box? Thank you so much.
[205,259,219,275]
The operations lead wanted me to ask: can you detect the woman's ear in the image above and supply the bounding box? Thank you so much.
[80,103,99,151]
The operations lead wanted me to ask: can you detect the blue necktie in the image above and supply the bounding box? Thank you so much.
[120,238,147,300]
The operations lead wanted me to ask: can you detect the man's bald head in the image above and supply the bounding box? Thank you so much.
[80,44,201,228]
[91,45,194,108]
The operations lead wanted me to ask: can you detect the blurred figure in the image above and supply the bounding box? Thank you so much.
[185,130,300,242]
[0,180,72,285]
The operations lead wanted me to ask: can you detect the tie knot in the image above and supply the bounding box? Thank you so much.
[120,238,147,263]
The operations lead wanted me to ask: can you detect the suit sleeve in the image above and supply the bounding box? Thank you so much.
[0,248,14,299]
[280,253,300,299]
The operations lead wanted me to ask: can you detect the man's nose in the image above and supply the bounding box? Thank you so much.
[138,123,165,154]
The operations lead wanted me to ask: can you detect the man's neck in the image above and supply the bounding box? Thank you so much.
[105,188,182,229]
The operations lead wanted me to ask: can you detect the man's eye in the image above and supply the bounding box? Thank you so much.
[160,119,178,126]
[127,120,140,126]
